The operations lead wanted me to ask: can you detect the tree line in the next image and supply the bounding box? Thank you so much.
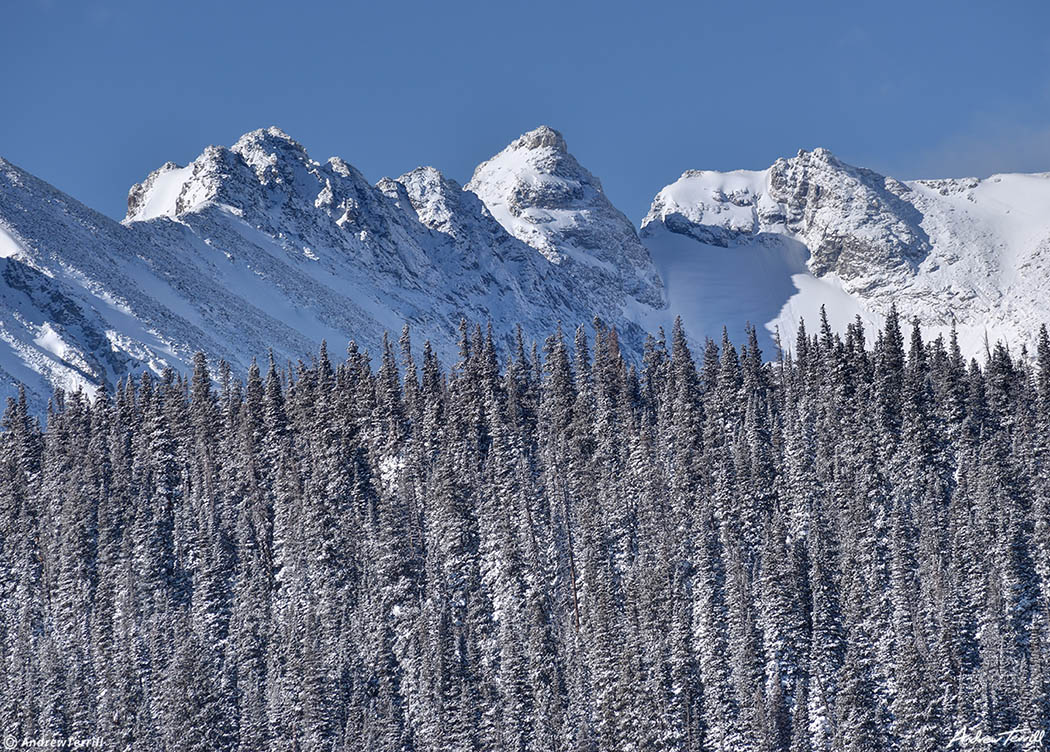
[1,310,1048,750]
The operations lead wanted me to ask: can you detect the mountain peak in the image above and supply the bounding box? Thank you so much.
[466,127,666,309]
[125,127,317,223]
[795,146,833,158]
[796,146,840,165]
[644,147,930,282]
[231,126,315,180]
[233,126,303,153]
[510,125,568,153]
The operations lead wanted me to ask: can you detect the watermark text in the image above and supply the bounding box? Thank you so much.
[949,724,1046,750]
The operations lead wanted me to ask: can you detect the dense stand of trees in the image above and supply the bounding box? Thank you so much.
[1,311,1048,750]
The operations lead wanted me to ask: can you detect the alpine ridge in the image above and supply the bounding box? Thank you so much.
[2,126,1050,410]
[0,126,668,411]
[642,147,1050,355]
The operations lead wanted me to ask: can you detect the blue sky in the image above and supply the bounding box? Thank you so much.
[3,0,1049,223]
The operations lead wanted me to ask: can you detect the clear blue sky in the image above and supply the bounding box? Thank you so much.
[3,0,1050,223]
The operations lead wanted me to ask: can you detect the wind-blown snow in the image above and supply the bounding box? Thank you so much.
[32,322,68,359]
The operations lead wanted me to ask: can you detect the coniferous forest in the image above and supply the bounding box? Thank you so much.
[3,310,1050,751]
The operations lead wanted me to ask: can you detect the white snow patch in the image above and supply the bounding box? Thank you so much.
[379,454,405,494]
[643,224,808,353]
[131,165,193,221]
[0,224,24,259]
[33,322,68,359]
[771,273,883,349]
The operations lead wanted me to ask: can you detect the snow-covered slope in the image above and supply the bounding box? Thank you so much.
[0,159,221,412]
[0,127,668,411]
[642,148,1050,355]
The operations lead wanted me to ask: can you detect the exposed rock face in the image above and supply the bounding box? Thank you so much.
[767,148,931,284]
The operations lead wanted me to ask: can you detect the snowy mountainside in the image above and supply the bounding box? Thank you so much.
[0,127,667,411]
[467,126,666,311]
[642,148,1050,355]
[0,159,230,412]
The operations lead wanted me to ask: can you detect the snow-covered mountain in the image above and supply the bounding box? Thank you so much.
[467,126,665,311]
[0,126,667,411]
[2,127,1050,411]
[642,147,1050,356]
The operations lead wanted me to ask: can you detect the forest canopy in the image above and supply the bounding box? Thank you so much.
[1,310,1047,751]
